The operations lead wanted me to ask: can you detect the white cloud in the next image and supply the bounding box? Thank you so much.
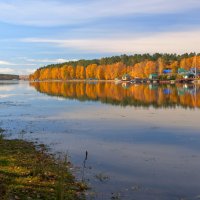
[0,67,35,75]
[21,30,200,54]
[0,67,15,74]
[0,59,36,75]
[0,60,36,66]
[20,68,35,75]
[0,0,199,26]
[0,57,78,75]
[0,60,13,65]
[25,58,77,63]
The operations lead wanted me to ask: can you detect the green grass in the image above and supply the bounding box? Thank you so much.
[0,137,86,200]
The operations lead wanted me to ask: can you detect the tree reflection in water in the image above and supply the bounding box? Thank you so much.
[30,82,200,109]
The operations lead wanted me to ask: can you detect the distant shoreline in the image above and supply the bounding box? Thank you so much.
[29,79,115,83]
[0,74,19,80]
[29,79,200,85]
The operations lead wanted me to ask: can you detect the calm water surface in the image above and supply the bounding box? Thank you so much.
[0,81,200,200]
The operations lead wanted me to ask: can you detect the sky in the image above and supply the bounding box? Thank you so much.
[0,0,200,75]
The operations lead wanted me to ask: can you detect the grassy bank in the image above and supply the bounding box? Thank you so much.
[0,132,86,200]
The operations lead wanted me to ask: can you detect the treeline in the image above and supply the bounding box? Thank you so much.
[30,82,200,108]
[0,74,19,80]
[30,53,200,81]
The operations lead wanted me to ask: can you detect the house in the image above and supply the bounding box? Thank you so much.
[133,78,143,84]
[183,73,195,79]
[114,78,121,84]
[122,74,131,81]
[178,68,188,74]
[149,73,158,80]
[163,68,172,74]
[190,68,200,77]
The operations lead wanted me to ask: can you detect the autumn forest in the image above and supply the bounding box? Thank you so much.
[30,53,200,81]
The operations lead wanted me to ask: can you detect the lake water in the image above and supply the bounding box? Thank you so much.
[1,81,200,200]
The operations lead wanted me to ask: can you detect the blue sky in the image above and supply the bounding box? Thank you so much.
[0,0,200,75]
